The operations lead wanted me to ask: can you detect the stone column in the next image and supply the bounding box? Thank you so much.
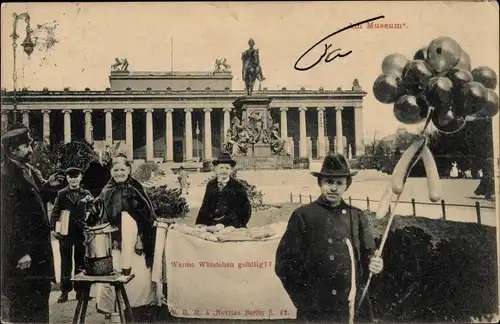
[42,110,51,144]
[280,107,288,140]
[125,108,134,159]
[299,106,307,158]
[354,105,364,157]
[307,137,313,159]
[204,108,212,160]
[288,137,295,159]
[21,110,29,128]
[105,109,113,146]
[63,109,72,144]
[145,108,154,161]
[223,107,231,140]
[1,110,8,133]
[84,109,93,143]
[184,108,193,161]
[335,107,344,155]
[317,106,326,159]
[165,108,174,162]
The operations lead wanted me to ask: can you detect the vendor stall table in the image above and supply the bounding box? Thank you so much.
[71,273,135,324]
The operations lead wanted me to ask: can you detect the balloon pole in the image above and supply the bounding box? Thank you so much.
[356,113,433,316]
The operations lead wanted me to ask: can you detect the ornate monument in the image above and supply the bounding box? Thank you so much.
[221,43,292,169]
[111,57,129,71]
[241,39,265,96]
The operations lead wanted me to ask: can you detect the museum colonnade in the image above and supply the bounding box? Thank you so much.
[1,104,363,161]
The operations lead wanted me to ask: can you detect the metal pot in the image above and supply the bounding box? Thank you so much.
[84,223,117,259]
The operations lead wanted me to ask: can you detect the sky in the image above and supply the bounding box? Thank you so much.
[1,1,499,141]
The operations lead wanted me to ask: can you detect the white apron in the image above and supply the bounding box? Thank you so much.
[95,212,155,314]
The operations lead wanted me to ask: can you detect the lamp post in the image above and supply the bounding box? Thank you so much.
[11,12,35,125]
[195,121,200,161]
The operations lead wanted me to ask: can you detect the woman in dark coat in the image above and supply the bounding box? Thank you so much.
[195,152,252,228]
[474,164,495,200]
[93,153,157,321]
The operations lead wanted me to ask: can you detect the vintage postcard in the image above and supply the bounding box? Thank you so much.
[1,1,499,323]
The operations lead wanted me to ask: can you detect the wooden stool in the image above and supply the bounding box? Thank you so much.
[71,272,135,324]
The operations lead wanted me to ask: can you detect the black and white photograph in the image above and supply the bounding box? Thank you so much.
[1,1,499,323]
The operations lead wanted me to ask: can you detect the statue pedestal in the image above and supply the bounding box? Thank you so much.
[234,155,293,170]
[252,143,272,157]
[233,96,273,129]
[231,95,293,170]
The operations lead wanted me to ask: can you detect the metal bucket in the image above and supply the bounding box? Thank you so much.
[84,223,117,259]
[84,223,118,276]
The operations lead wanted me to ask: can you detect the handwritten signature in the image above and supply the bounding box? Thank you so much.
[294,15,385,71]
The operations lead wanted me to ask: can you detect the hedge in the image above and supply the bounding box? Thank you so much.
[368,213,498,322]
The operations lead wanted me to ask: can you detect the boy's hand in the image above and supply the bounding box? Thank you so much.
[47,172,65,187]
[81,195,94,203]
[51,231,63,240]
[369,250,384,275]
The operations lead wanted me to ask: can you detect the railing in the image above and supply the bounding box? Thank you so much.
[289,193,496,225]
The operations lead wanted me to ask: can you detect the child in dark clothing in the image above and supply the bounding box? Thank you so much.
[50,167,93,303]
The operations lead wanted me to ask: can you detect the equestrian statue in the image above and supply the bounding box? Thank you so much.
[241,39,265,96]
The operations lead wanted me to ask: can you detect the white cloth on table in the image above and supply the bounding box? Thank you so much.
[94,212,155,313]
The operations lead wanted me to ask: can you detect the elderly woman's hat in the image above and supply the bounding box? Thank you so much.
[311,153,358,178]
[213,151,236,167]
[1,127,33,149]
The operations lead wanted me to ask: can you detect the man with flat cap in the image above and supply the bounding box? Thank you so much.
[195,152,252,228]
[1,127,66,323]
[51,166,93,303]
[275,153,384,322]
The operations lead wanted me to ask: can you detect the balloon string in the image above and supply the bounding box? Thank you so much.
[356,118,431,316]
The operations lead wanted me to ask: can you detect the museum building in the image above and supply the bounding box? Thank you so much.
[0,69,366,163]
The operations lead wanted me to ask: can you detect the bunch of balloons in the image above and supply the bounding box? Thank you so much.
[373,36,499,134]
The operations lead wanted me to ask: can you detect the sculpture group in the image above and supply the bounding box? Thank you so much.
[214,58,231,72]
[111,57,129,71]
[224,113,287,157]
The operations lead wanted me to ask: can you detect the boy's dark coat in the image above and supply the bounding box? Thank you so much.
[275,198,377,321]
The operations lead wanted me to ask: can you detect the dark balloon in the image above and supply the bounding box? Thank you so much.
[431,107,467,134]
[402,60,435,94]
[414,47,428,60]
[476,89,499,118]
[444,68,473,107]
[471,66,498,89]
[393,94,427,124]
[445,68,473,90]
[461,81,489,116]
[425,76,453,108]
[454,49,471,71]
[426,37,462,73]
[373,73,406,104]
[382,53,409,77]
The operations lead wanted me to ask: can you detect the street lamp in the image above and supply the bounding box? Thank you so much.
[195,121,200,161]
[11,12,36,125]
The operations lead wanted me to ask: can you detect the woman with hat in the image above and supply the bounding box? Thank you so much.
[195,152,252,228]
[274,153,384,322]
